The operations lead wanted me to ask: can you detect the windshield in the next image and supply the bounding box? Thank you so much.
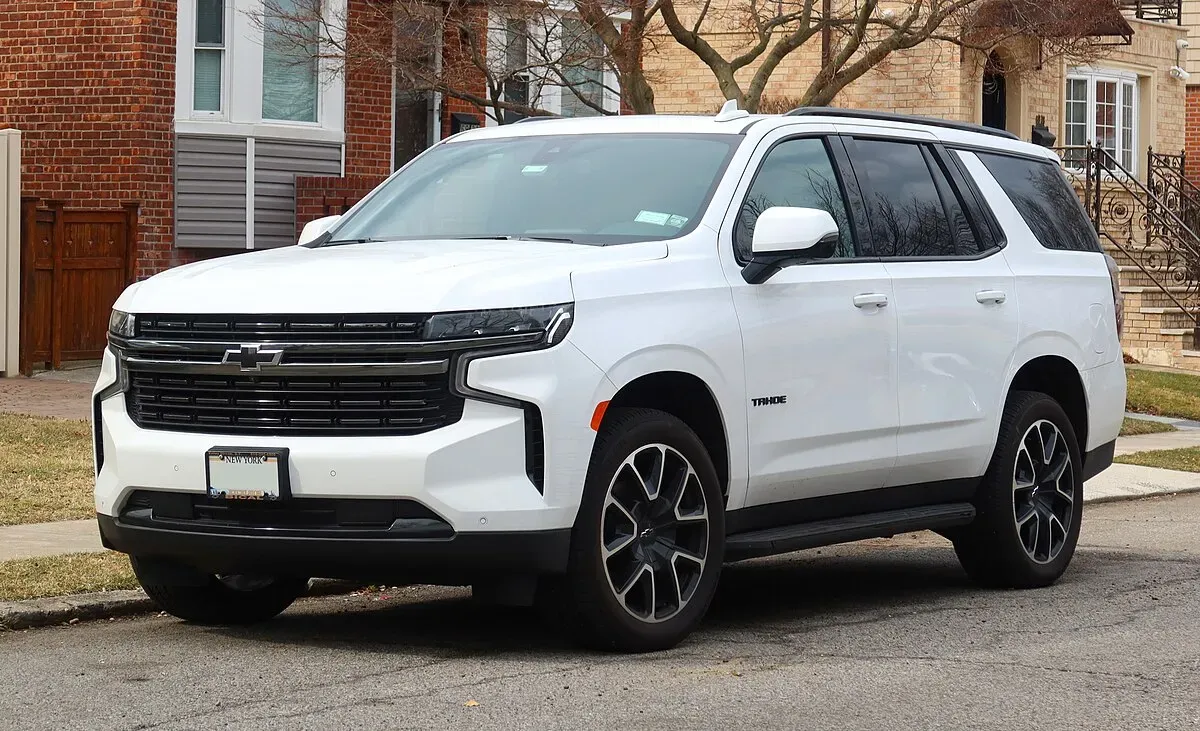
[322,133,741,246]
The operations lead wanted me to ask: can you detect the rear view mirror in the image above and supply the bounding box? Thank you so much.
[743,207,839,284]
[297,214,342,246]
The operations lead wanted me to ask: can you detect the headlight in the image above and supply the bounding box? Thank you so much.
[108,310,136,339]
[424,304,573,346]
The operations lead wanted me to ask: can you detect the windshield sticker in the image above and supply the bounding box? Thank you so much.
[635,210,689,228]
[521,164,549,175]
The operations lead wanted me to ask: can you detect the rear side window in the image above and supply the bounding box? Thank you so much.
[850,139,981,258]
[975,152,1100,252]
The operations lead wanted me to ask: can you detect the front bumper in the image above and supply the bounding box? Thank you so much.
[97,513,571,582]
[92,338,614,580]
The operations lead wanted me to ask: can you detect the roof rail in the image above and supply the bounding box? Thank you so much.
[513,115,560,124]
[783,106,1020,141]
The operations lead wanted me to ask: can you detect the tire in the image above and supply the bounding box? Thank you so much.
[556,407,725,652]
[953,391,1084,589]
[131,557,309,625]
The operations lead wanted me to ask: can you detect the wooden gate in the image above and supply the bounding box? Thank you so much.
[19,199,136,375]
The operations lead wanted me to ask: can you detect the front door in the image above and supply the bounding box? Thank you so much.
[720,130,900,508]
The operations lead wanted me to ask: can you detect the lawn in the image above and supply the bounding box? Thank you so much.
[0,552,137,602]
[1116,447,1200,474]
[1119,417,1178,436]
[0,413,95,526]
[1126,369,1200,422]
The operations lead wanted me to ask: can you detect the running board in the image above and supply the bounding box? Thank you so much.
[724,503,976,562]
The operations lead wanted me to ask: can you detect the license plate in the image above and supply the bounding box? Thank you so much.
[205,448,290,501]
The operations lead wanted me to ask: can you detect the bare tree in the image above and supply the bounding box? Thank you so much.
[657,0,1115,112]
[252,0,1114,120]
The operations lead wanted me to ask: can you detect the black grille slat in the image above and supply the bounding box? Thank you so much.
[138,313,428,343]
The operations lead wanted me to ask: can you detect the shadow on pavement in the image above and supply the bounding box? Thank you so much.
[198,542,981,656]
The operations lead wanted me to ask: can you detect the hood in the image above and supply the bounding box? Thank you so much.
[118,239,667,314]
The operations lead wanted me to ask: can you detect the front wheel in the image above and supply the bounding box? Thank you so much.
[558,408,725,652]
[953,391,1084,589]
[132,557,309,625]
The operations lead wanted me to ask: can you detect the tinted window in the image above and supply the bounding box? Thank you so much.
[328,134,740,246]
[853,139,979,258]
[734,137,854,262]
[976,152,1101,252]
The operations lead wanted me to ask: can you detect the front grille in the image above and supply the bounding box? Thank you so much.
[137,313,428,343]
[127,372,464,436]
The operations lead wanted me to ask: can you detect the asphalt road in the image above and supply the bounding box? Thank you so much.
[2,494,1199,731]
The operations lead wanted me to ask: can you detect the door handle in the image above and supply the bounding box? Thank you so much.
[853,293,889,309]
[976,290,1007,305]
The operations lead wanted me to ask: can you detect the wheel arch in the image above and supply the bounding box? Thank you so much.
[602,371,731,503]
[1005,354,1090,453]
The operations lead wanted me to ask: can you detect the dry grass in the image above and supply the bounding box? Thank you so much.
[0,413,95,526]
[1126,369,1200,423]
[1115,447,1200,474]
[1119,417,1178,437]
[0,552,137,602]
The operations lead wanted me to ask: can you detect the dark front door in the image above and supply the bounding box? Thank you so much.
[394,89,433,169]
[982,52,1007,131]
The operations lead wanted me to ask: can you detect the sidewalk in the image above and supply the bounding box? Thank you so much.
[0,375,94,421]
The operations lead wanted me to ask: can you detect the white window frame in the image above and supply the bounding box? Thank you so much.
[1065,67,1139,175]
[175,0,346,144]
[190,0,230,120]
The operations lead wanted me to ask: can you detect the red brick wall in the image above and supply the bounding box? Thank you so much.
[0,0,213,280]
[1186,86,1200,185]
[295,174,386,231]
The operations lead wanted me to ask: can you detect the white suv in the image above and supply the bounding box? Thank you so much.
[94,106,1126,651]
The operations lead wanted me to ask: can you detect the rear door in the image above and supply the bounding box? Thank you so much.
[839,132,1019,486]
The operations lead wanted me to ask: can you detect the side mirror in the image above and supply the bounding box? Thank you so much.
[297,214,342,245]
[742,207,840,284]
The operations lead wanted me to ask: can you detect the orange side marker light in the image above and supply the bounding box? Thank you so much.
[590,401,610,431]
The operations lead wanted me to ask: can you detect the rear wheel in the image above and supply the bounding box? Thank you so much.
[953,391,1083,589]
[132,557,309,625]
[557,408,724,652]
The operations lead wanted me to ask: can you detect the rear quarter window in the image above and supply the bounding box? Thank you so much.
[975,152,1101,253]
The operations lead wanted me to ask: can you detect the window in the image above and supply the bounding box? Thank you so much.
[560,19,604,118]
[976,152,1101,252]
[852,139,979,258]
[503,19,531,124]
[734,138,853,262]
[262,0,320,122]
[1065,69,1138,171]
[193,0,225,113]
[327,134,740,245]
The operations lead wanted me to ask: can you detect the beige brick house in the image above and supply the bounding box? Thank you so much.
[644,2,1200,369]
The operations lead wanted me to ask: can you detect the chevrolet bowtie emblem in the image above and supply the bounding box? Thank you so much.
[222,345,284,372]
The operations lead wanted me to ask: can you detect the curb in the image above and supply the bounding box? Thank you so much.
[0,579,363,632]
[1083,484,1200,505]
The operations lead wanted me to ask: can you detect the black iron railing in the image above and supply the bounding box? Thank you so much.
[1052,142,1200,333]
[1118,0,1183,24]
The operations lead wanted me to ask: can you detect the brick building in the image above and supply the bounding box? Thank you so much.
[0,0,493,280]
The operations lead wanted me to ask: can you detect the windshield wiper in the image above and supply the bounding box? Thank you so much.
[452,235,577,243]
[318,237,387,247]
